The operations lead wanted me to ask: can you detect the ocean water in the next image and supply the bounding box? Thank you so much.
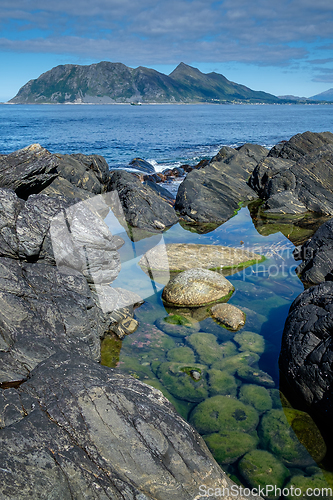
[1,103,333,170]
[2,103,333,496]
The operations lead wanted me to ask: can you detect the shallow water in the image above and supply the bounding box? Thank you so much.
[102,206,333,497]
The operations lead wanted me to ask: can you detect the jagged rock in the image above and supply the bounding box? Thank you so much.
[143,180,175,206]
[109,170,178,235]
[279,281,333,420]
[210,303,246,331]
[175,146,259,223]
[236,143,269,163]
[249,132,333,215]
[0,188,23,258]
[0,144,58,199]
[128,158,155,174]
[162,269,234,307]
[294,217,333,284]
[0,351,242,500]
[39,176,94,200]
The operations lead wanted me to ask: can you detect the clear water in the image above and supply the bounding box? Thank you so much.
[2,103,333,496]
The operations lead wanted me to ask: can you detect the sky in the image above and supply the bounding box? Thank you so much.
[1,0,333,102]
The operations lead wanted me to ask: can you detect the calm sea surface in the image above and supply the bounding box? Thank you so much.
[2,104,333,494]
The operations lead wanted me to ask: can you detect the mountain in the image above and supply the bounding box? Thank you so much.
[9,61,279,104]
[309,88,333,102]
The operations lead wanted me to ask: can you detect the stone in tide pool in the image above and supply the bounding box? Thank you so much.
[162,268,234,307]
[210,303,246,331]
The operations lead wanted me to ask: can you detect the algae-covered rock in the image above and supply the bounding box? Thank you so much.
[259,408,327,467]
[166,346,196,364]
[284,473,333,500]
[199,317,236,341]
[204,431,259,465]
[270,389,293,409]
[210,303,246,331]
[155,314,200,338]
[100,336,122,368]
[239,384,272,413]
[212,351,259,374]
[234,331,265,354]
[122,323,176,362]
[156,362,208,402]
[207,369,238,397]
[236,365,275,387]
[238,450,290,500]
[144,378,195,420]
[187,332,238,365]
[190,395,259,435]
[162,268,234,307]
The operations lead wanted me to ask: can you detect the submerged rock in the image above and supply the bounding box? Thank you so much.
[236,365,275,388]
[187,333,237,366]
[233,331,265,354]
[162,268,234,307]
[210,303,246,331]
[156,361,209,402]
[207,368,238,397]
[238,384,272,413]
[204,431,259,466]
[155,313,200,338]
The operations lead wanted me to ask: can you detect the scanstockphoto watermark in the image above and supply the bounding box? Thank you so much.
[198,484,333,498]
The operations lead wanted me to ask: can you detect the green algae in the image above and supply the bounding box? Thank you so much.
[234,331,265,354]
[187,332,238,366]
[101,336,122,368]
[155,314,200,337]
[156,361,209,402]
[166,346,196,364]
[207,369,238,397]
[204,430,259,465]
[239,384,272,413]
[212,351,260,374]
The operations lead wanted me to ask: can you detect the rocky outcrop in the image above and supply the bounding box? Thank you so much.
[279,282,333,421]
[249,131,333,215]
[294,217,333,285]
[175,145,263,223]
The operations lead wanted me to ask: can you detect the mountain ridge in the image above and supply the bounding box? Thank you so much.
[9,61,281,104]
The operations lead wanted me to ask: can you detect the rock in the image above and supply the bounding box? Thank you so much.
[249,132,333,215]
[284,473,333,500]
[0,144,58,199]
[175,147,259,223]
[162,269,234,307]
[204,431,259,466]
[294,217,333,284]
[143,180,175,205]
[238,384,272,413]
[100,335,122,367]
[167,346,196,363]
[156,361,209,402]
[0,188,23,258]
[210,303,246,331]
[212,352,260,374]
[258,408,326,467]
[190,395,259,435]
[233,331,265,354]
[109,170,178,235]
[139,243,264,282]
[39,176,93,200]
[236,143,269,163]
[155,314,200,338]
[279,281,333,418]
[236,365,275,388]
[0,351,239,500]
[54,153,108,194]
[187,333,238,365]
[207,368,238,397]
[238,450,290,500]
[128,157,155,173]
[268,131,333,161]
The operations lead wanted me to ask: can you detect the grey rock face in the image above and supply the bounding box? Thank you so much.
[175,146,259,223]
[0,352,243,500]
[294,217,333,284]
[249,132,333,214]
[279,282,333,420]
[0,144,58,199]
[109,170,178,234]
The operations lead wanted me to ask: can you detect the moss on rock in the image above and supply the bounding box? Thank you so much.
[156,361,208,402]
[155,314,200,338]
[187,332,237,365]
[239,384,272,413]
[284,473,333,500]
[236,364,275,387]
[204,431,259,465]
[234,331,265,354]
[207,369,238,397]
[166,346,196,363]
[212,351,259,374]
[189,395,259,435]
[101,336,122,368]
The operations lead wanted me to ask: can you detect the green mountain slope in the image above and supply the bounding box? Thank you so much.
[9,61,279,104]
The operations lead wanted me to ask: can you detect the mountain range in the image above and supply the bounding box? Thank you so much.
[9,61,282,104]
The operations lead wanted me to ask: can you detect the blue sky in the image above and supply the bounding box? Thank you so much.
[1,0,333,101]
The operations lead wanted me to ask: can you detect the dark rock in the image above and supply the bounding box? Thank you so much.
[0,188,23,258]
[143,173,163,183]
[0,144,58,199]
[54,153,105,194]
[0,351,240,499]
[128,157,155,174]
[268,131,333,161]
[109,170,178,234]
[279,281,333,420]
[236,143,269,163]
[294,218,333,285]
[143,180,175,205]
[39,176,93,200]
[175,146,258,223]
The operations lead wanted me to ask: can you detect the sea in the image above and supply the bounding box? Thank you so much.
[2,103,333,495]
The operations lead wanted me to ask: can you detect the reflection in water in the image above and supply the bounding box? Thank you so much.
[100,204,333,497]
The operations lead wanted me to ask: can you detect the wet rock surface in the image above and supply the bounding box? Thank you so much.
[210,303,246,331]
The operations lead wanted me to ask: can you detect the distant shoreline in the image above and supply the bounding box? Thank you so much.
[2,101,333,106]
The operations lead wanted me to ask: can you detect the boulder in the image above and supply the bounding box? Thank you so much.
[0,144,58,199]
[204,431,259,466]
[279,281,333,419]
[162,269,234,307]
[238,384,272,413]
[187,333,237,366]
[294,217,333,284]
[0,351,242,500]
[210,303,246,331]
[54,153,108,194]
[109,170,178,235]
[207,368,238,397]
[175,146,259,223]
[155,361,209,402]
[233,331,265,354]
[155,314,200,338]
[128,157,155,174]
[268,131,333,161]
